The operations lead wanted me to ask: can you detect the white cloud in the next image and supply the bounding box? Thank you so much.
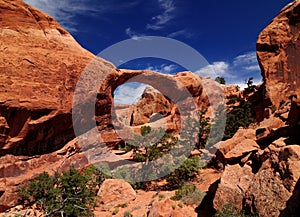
[145,64,178,74]
[162,64,177,73]
[24,0,139,32]
[195,61,230,78]
[146,0,175,30]
[233,52,257,65]
[194,51,262,86]
[167,29,193,39]
[244,65,260,71]
[114,83,147,104]
[233,51,260,72]
[125,28,144,40]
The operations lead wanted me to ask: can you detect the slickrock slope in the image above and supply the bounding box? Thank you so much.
[257,0,300,108]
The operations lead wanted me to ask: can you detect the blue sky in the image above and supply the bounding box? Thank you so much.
[24,0,293,104]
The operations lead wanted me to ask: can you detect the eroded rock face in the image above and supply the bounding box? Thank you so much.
[0,0,114,156]
[257,0,300,108]
[212,4,300,213]
[243,145,300,217]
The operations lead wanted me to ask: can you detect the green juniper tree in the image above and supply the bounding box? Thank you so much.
[18,165,103,217]
[215,76,226,85]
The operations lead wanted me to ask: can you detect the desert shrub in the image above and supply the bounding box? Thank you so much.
[18,165,103,217]
[125,126,177,163]
[112,208,119,215]
[117,202,128,208]
[271,105,277,113]
[221,98,255,140]
[123,210,133,217]
[215,76,226,85]
[166,156,200,188]
[279,100,286,108]
[244,77,256,94]
[178,201,184,208]
[214,205,259,217]
[114,164,155,190]
[180,108,211,149]
[171,183,205,206]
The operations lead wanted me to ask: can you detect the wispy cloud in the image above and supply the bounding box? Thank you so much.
[124,0,177,39]
[24,0,139,32]
[125,28,144,40]
[167,29,193,39]
[146,0,176,30]
[114,83,147,104]
[233,52,259,72]
[244,65,260,71]
[145,64,178,74]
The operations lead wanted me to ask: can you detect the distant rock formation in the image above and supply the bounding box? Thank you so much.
[129,86,174,126]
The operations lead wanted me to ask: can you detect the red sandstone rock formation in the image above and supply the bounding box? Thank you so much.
[0,0,114,156]
[128,86,175,126]
[3,0,300,216]
[257,0,300,108]
[0,0,225,211]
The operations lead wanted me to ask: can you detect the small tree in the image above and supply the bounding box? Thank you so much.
[180,108,211,149]
[18,165,103,217]
[223,97,255,140]
[215,76,226,85]
[165,156,200,188]
[244,77,256,94]
[125,126,177,163]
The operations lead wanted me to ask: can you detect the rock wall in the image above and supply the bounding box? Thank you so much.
[0,0,114,155]
[257,0,300,108]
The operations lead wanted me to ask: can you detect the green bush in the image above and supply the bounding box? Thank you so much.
[112,208,119,215]
[125,126,177,162]
[244,77,256,94]
[166,156,200,188]
[123,210,133,217]
[279,100,286,108]
[179,108,211,150]
[18,165,103,217]
[215,97,255,140]
[171,183,205,206]
[214,205,259,217]
[215,76,226,85]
